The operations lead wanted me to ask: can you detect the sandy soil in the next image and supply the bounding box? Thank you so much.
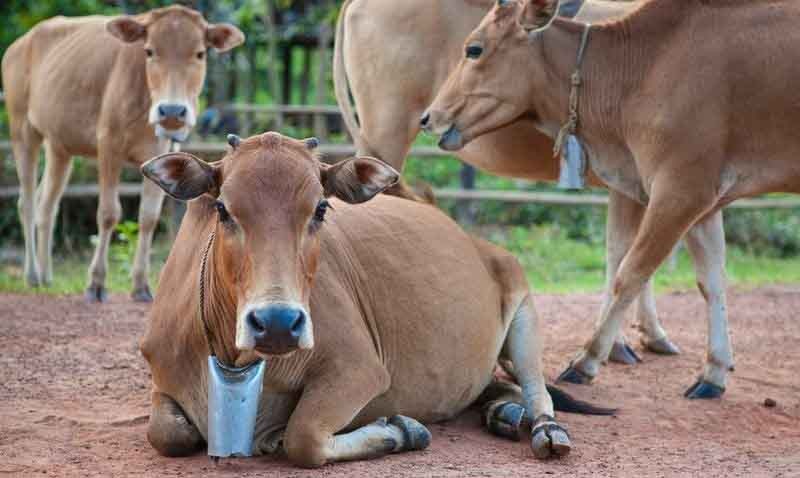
[1,287,799,477]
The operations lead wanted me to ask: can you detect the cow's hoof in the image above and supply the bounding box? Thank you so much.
[531,416,571,459]
[684,379,725,399]
[644,337,681,355]
[608,341,642,365]
[26,271,42,288]
[131,286,154,303]
[85,285,108,303]
[557,364,593,385]
[483,400,526,441]
[389,415,431,451]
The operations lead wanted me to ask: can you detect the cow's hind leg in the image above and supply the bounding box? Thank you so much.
[506,293,572,458]
[683,211,732,398]
[11,120,43,286]
[477,380,529,442]
[147,391,203,457]
[35,142,72,285]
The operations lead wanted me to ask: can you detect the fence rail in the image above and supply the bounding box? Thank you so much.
[0,182,798,209]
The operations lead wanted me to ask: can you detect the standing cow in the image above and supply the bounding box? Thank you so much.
[139,132,614,467]
[423,0,800,397]
[1,5,244,302]
[334,0,730,366]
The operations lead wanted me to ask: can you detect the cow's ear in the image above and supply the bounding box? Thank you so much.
[206,23,245,52]
[107,16,147,43]
[321,157,399,204]
[520,0,560,30]
[141,152,221,201]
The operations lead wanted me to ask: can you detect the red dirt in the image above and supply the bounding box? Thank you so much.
[1,287,799,477]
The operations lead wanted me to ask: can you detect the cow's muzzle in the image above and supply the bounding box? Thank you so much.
[156,103,188,129]
[247,304,311,355]
[420,110,465,151]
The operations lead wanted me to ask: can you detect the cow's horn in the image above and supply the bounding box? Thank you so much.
[227,134,241,149]
[305,137,320,149]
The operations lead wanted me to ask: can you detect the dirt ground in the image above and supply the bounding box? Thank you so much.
[1,287,799,478]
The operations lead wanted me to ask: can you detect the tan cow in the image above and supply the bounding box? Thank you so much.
[423,0,800,397]
[139,132,615,467]
[334,0,729,366]
[1,6,244,302]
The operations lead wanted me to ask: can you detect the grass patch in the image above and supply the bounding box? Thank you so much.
[1,225,798,296]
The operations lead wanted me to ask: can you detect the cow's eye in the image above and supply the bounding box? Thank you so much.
[465,45,483,59]
[215,200,230,223]
[196,51,205,60]
[145,48,154,58]
[313,199,329,223]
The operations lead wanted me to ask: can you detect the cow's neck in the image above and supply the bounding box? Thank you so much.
[202,227,243,366]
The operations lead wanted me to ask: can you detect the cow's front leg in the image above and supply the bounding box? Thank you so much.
[559,175,715,386]
[283,368,430,468]
[683,211,732,398]
[604,190,679,366]
[147,391,204,457]
[86,143,123,303]
[130,176,165,302]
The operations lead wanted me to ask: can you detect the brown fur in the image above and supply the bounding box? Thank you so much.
[139,132,567,467]
[334,0,721,358]
[1,6,243,301]
[425,0,800,390]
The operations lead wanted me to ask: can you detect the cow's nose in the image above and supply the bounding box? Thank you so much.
[420,111,431,130]
[157,103,188,120]
[247,305,306,353]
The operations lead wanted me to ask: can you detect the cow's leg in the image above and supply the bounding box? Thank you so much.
[505,293,571,458]
[604,190,679,364]
[683,211,733,398]
[559,177,714,385]
[130,175,165,302]
[86,145,123,303]
[283,370,430,467]
[35,142,72,285]
[147,391,203,457]
[11,121,43,286]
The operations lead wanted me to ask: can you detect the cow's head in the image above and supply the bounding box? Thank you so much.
[421,0,561,150]
[141,132,398,357]
[106,6,244,142]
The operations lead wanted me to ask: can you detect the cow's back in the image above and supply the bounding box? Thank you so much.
[3,15,134,155]
[315,195,509,423]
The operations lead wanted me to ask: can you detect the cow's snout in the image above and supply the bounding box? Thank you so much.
[247,304,309,354]
[157,103,188,127]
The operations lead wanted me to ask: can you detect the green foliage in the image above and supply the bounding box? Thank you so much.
[110,220,139,275]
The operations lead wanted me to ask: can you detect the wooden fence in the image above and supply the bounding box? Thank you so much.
[1,100,800,209]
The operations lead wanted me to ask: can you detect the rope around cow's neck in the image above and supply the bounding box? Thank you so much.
[199,228,218,357]
[553,22,592,157]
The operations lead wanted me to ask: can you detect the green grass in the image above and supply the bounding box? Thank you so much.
[1,225,798,296]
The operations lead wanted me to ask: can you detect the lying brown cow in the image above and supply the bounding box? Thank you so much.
[139,132,614,467]
[1,5,243,302]
[423,0,800,397]
[334,0,729,367]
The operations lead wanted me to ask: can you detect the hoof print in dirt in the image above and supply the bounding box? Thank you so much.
[131,286,154,303]
[484,401,526,441]
[531,416,571,459]
[608,342,643,365]
[85,285,108,303]
[644,337,681,356]
[557,364,593,385]
[684,379,725,399]
[389,415,431,451]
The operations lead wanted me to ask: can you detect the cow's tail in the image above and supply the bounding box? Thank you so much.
[547,384,617,416]
[333,0,364,153]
